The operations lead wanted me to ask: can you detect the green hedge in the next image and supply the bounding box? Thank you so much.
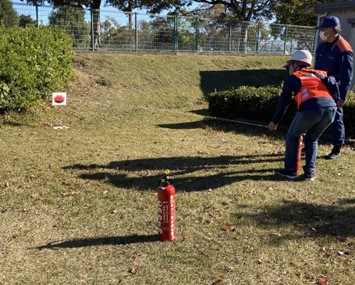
[207,86,355,139]
[0,26,73,112]
[344,95,355,139]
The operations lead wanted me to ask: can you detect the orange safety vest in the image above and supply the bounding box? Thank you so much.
[293,68,334,109]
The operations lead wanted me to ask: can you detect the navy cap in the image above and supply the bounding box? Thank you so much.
[316,16,340,29]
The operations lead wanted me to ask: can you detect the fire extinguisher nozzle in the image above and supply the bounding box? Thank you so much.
[158,173,174,187]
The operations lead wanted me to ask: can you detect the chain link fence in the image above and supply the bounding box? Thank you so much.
[11,2,316,54]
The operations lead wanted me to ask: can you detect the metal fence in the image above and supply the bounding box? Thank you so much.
[10,2,316,54]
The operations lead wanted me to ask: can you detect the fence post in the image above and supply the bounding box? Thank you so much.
[195,16,199,52]
[283,25,288,54]
[90,6,94,51]
[256,21,260,53]
[174,15,178,53]
[35,3,39,27]
[228,22,232,52]
[134,12,138,52]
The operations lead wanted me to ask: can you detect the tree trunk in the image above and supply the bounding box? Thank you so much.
[128,12,132,30]
[92,0,101,49]
[239,23,248,53]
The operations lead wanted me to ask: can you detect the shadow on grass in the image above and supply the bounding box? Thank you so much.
[63,154,284,192]
[158,111,333,145]
[239,199,355,241]
[35,234,158,250]
[158,115,287,142]
[158,117,273,135]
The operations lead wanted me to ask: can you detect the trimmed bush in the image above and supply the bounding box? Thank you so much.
[0,26,73,112]
[207,86,355,139]
[207,85,287,123]
[344,94,355,139]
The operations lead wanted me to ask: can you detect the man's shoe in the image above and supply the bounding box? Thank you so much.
[325,145,342,160]
[276,168,298,180]
[304,171,316,182]
[325,152,341,160]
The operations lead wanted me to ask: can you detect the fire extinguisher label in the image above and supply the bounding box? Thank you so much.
[158,201,163,234]
[170,196,175,239]
[162,201,169,223]
[157,182,176,241]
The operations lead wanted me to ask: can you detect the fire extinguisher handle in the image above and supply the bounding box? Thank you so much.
[158,174,174,187]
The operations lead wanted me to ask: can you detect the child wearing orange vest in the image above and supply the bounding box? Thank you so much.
[268,50,338,181]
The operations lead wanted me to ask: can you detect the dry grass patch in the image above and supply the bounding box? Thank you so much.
[0,53,354,285]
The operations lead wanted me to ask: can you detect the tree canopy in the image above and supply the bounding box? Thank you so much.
[49,5,90,47]
[191,0,273,22]
[0,0,18,27]
[20,0,340,27]
[271,0,339,26]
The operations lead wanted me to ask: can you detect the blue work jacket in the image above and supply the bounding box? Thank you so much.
[315,35,353,100]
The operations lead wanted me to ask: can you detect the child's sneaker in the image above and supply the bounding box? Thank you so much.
[276,168,298,180]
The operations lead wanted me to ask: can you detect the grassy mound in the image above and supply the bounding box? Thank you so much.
[0,53,354,285]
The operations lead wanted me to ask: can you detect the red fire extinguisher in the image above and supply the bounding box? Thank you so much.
[296,135,303,172]
[157,172,176,241]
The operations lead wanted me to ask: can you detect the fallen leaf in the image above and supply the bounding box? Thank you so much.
[224,266,233,273]
[335,236,347,242]
[337,250,350,256]
[212,277,226,285]
[60,191,77,198]
[321,247,332,258]
[129,267,139,274]
[62,180,72,186]
[110,208,118,214]
[203,206,213,213]
[221,224,236,232]
[316,277,328,285]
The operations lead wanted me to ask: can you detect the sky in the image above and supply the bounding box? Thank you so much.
[11,0,202,26]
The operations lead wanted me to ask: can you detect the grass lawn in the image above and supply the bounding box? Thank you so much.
[0,53,354,285]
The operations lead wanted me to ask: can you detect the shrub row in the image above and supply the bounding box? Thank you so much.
[207,86,355,139]
[0,26,73,112]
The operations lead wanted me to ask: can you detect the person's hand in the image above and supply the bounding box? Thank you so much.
[337,99,346,108]
[268,121,277,131]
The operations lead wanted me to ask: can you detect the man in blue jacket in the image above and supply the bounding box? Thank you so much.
[268,50,337,181]
[315,16,353,159]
